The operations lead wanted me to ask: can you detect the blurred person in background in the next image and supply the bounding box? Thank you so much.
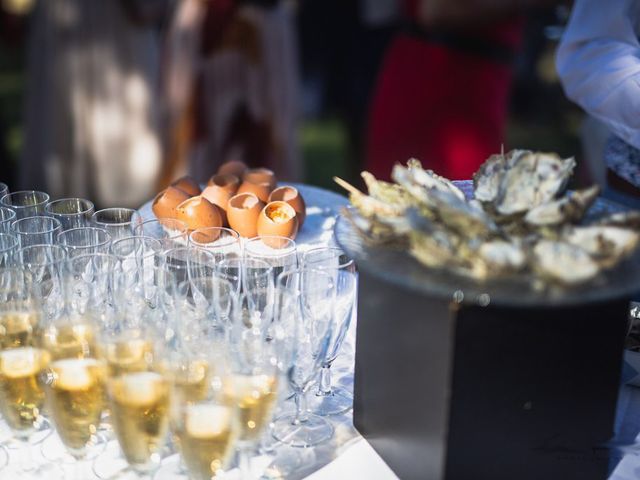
[160,0,300,186]
[557,0,640,208]
[365,0,559,182]
[20,0,170,208]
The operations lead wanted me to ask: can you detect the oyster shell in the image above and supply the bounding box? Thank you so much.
[392,160,466,204]
[477,240,527,273]
[495,152,575,216]
[533,240,599,284]
[524,185,600,227]
[595,211,640,230]
[563,225,639,267]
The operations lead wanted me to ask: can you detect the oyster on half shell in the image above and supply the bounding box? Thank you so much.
[495,151,575,216]
[533,240,599,284]
[524,185,600,227]
[563,225,640,267]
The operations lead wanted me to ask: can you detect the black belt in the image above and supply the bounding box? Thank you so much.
[401,22,517,65]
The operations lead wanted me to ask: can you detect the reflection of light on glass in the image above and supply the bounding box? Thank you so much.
[477,293,490,307]
[452,290,464,304]
[2,0,35,15]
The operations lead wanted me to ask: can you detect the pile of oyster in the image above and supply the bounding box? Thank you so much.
[336,150,640,285]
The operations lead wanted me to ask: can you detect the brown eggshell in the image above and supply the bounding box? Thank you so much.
[152,187,190,219]
[201,185,234,226]
[206,174,240,195]
[217,160,248,179]
[237,181,272,203]
[175,195,222,232]
[268,186,306,228]
[243,168,277,190]
[172,176,201,196]
[227,193,264,238]
[256,201,299,243]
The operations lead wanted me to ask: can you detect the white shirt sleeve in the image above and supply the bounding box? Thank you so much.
[556,0,640,149]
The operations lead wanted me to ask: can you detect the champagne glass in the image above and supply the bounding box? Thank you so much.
[0,233,18,268]
[163,247,216,286]
[133,218,189,250]
[57,227,112,258]
[244,236,298,282]
[64,253,119,317]
[11,215,63,247]
[302,247,357,416]
[155,311,239,480]
[0,190,50,219]
[0,183,7,201]
[225,292,281,479]
[271,269,336,448]
[91,208,136,240]
[0,207,16,234]
[189,227,241,262]
[93,323,171,478]
[0,268,62,478]
[45,198,95,231]
[38,277,107,476]
[14,244,68,291]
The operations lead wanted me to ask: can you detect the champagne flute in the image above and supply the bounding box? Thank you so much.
[0,183,7,201]
[0,190,50,219]
[270,269,336,448]
[91,207,136,240]
[38,279,107,475]
[244,236,298,283]
[162,247,216,286]
[0,268,62,478]
[14,244,68,286]
[11,215,63,247]
[57,227,112,258]
[302,247,357,416]
[189,227,241,262]
[45,198,95,231]
[133,218,189,250]
[225,292,280,479]
[93,325,171,479]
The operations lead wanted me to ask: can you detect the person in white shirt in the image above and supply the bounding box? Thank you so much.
[557,0,640,205]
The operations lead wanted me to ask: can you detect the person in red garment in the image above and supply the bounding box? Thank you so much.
[365,0,525,181]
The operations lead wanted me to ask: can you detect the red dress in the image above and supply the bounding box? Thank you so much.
[365,3,523,181]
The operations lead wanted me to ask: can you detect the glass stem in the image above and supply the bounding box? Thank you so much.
[18,441,36,472]
[293,391,309,425]
[317,363,333,396]
[238,444,253,480]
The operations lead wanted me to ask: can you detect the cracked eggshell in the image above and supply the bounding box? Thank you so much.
[268,186,306,228]
[227,193,264,238]
[257,201,299,241]
[152,186,190,219]
[176,195,223,232]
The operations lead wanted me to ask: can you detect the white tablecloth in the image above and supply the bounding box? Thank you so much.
[9,184,640,479]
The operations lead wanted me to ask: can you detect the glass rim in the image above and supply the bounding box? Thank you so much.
[189,227,241,246]
[245,235,297,254]
[164,246,216,263]
[91,207,137,226]
[302,247,355,269]
[133,218,189,237]
[0,190,50,207]
[110,235,163,256]
[56,226,112,246]
[11,215,62,234]
[45,197,95,216]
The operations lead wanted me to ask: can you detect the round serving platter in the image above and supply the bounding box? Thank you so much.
[335,181,640,308]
